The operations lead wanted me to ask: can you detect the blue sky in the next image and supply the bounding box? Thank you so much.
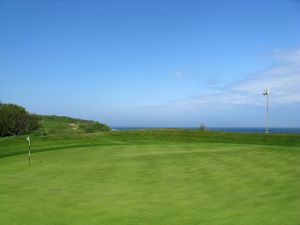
[1,0,300,127]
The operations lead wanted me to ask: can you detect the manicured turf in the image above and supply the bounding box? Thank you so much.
[1,129,299,158]
[0,130,300,224]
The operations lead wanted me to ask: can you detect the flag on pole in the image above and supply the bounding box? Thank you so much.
[26,136,31,146]
[26,136,31,164]
[262,88,270,134]
[262,88,269,96]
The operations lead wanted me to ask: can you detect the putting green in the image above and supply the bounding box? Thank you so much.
[0,143,299,225]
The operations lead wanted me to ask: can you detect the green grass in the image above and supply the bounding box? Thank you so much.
[1,129,299,158]
[0,130,300,224]
[35,115,110,135]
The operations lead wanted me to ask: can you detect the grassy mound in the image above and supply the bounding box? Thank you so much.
[36,115,110,135]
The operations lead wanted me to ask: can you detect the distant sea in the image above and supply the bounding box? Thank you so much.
[112,127,300,134]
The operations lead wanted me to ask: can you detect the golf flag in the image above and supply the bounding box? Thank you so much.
[26,136,31,164]
[262,88,270,134]
[26,136,31,146]
[262,88,269,96]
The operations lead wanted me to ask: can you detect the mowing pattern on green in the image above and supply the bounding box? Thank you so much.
[0,143,299,225]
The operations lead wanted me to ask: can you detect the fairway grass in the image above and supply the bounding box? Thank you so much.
[0,142,299,225]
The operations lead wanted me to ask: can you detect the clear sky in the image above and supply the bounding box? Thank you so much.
[1,0,300,127]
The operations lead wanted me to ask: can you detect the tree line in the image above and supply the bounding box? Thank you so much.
[0,103,40,137]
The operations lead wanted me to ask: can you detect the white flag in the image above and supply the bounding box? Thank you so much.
[262,88,269,96]
[26,136,31,146]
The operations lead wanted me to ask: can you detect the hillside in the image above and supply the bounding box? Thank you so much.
[35,115,110,135]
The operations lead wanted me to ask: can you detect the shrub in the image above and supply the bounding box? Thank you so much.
[199,123,207,130]
[79,121,111,133]
[0,103,40,137]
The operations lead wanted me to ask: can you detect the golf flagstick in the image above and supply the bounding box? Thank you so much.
[26,136,31,165]
[262,88,270,134]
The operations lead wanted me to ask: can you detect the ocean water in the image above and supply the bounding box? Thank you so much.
[112,127,300,134]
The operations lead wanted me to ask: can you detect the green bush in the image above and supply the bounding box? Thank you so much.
[79,121,111,133]
[0,103,40,137]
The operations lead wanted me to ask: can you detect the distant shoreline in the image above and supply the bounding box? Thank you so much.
[112,127,300,134]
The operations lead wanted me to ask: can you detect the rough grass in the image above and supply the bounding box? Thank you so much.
[0,129,299,158]
[35,115,110,136]
[0,130,299,224]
